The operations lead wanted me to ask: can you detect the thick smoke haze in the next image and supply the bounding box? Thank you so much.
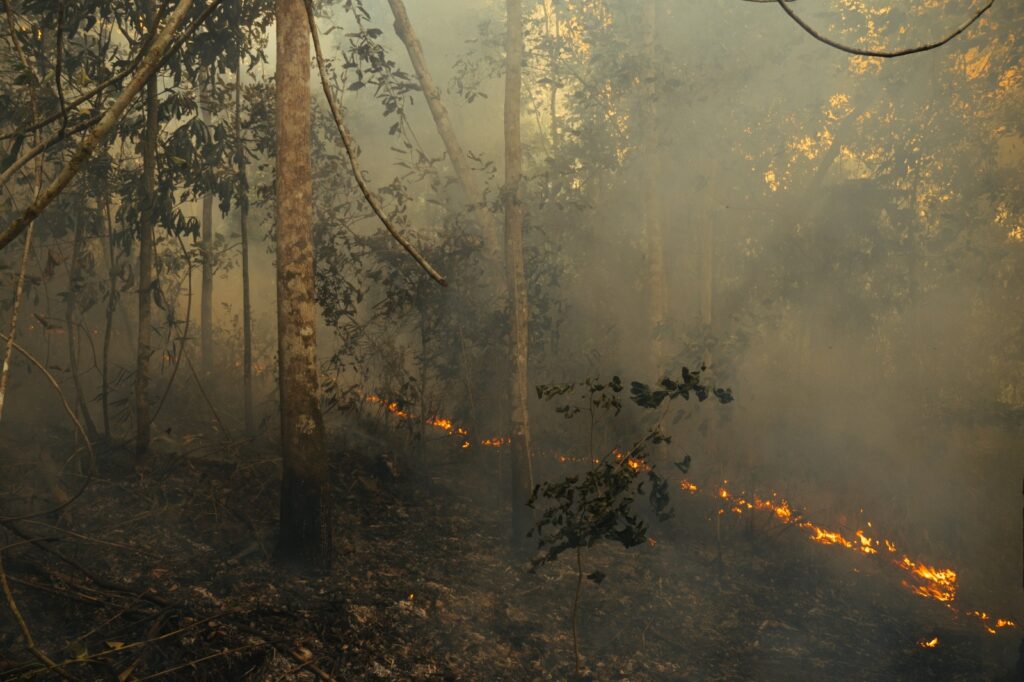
[0,0,1020,678]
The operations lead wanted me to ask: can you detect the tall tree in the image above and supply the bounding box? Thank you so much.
[199,69,215,374]
[387,0,500,259]
[642,0,667,370]
[135,0,160,461]
[235,44,254,433]
[274,0,331,570]
[504,0,534,545]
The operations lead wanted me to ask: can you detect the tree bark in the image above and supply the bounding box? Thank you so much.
[199,70,215,374]
[642,0,667,374]
[236,49,254,433]
[387,0,500,260]
[135,0,161,461]
[504,0,534,547]
[274,0,331,571]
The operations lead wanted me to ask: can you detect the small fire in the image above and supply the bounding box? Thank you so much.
[918,636,939,649]
[679,480,699,494]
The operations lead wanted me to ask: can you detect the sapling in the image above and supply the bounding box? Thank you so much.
[528,367,732,678]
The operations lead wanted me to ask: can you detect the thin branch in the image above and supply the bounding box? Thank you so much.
[774,0,994,58]
[55,0,68,132]
[303,0,447,287]
[0,549,71,678]
[150,234,194,424]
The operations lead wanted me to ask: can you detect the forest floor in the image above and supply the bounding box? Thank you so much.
[0,426,1020,681]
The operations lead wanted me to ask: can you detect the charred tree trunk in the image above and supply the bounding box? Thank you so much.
[387,0,500,259]
[235,50,254,433]
[199,71,215,375]
[274,0,332,571]
[135,1,159,461]
[504,0,534,547]
[642,0,667,373]
[65,214,99,442]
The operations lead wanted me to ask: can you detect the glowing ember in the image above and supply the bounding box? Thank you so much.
[679,480,699,494]
[918,636,939,649]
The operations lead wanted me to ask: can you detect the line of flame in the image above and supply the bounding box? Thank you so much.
[680,479,1017,635]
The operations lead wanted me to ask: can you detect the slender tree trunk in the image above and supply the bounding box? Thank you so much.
[236,50,254,433]
[504,0,534,547]
[101,197,116,439]
[65,214,99,441]
[700,171,721,566]
[0,226,33,424]
[642,0,667,373]
[135,1,159,461]
[199,69,215,374]
[274,0,332,571]
[387,0,500,259]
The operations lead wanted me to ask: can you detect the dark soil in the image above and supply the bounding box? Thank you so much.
[0,431,1019,681]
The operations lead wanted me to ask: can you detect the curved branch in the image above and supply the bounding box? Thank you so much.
[303,0,447,287]
[0,331,95,523]
[775,0,994,58]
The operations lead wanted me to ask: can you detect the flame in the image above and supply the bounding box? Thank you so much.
[705,480,1020,634]
[918,636,939,649]
[679,480,699,494]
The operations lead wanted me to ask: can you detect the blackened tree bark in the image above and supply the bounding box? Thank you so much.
[274,0,332,570]
[504,0,534,547]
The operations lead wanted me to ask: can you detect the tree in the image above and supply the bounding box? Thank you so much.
[274,0,331,570]
[135,0,161,461]
[505,0,534,546]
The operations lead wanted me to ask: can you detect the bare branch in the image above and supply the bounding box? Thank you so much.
[774,0,994,58]
[303,0,447,287]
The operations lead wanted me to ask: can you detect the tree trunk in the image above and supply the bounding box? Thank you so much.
[504,0,534,547]
[236,50,254,433]
[199,69,215,374]
[642,0,667,374]
[65,214,99,442]
[274,0,332,571]
[387,0,500,259]
[101,197,116,439]
[135,0,159,461]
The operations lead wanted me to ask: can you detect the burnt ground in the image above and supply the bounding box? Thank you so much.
[0,429,1020,681]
